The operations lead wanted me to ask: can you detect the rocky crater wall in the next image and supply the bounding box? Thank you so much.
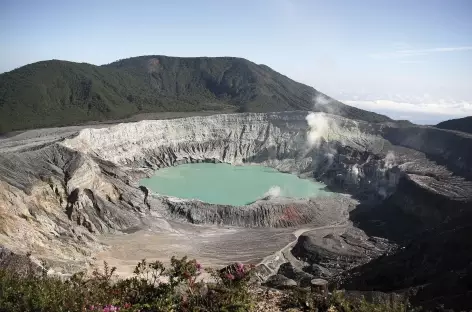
[1,111,471,271]
[62,112,402,199]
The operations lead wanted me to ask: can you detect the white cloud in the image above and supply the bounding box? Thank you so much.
[341,98,472,124]
[369,46,472,59]
[398,60,426,64]
[343,99,472,116]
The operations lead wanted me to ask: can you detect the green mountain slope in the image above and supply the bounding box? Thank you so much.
[0,56,391,132]
[436,116,472,134]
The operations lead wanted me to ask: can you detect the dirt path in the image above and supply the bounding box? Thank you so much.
[257,222,349,276]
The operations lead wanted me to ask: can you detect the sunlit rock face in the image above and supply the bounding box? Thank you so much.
[0,111,471,273]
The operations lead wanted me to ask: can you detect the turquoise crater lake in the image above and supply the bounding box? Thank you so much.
[140,163,331,206]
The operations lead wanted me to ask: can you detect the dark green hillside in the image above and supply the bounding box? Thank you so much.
[0,56,391,132]
[436,116,472,134]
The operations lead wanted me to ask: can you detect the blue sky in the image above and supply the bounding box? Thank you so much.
[1,0,471,124]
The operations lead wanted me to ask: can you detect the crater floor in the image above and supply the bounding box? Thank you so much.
[95,220,298,277]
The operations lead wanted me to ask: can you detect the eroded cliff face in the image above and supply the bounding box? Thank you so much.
[62,112,472,220]
[62,112,402,199]
[0,112,471,273]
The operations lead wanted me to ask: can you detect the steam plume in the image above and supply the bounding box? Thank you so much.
[384,151,396,168]
[313,94,332,106]
[264,185,282,198]
[306,112,330,147]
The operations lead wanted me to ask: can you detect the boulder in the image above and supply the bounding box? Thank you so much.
[263,274,297,289]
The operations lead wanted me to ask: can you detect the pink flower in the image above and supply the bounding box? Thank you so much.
[103,305,119,312]
[225,273,235,280]
[89,306,96,311]
[236,262,244,272]
[196,262,202,271]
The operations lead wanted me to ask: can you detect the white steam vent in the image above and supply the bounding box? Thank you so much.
[264,185,282,198]
[306,112,331,147]
[384,151,396,168]
[313,94,332,106]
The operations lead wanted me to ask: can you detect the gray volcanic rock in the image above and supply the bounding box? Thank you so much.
[163,196,352,227]
[288,226,394,280]
[0,247,42,276]
[306,264,332,279]
[263,274,297,289]
[277,262,315,287]
[341,212,472,310]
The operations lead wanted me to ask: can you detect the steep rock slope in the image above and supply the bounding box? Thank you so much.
[0,56,390,132]
[341,211,472,310]
[436,116,472,134]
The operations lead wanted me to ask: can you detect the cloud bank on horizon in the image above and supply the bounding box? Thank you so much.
[268,1,472,125]
[337,94,472,125]
[369,46,472,59]
[320,42,472,124]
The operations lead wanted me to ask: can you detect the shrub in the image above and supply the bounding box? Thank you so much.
[0,257,256,312]
[0,256,425,312]
[201,262,256,311]
[282,287,422,312]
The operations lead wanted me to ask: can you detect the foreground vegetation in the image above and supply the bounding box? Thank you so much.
[0,256,422,312]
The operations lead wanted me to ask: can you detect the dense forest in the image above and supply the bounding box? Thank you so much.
[0,56,391,132]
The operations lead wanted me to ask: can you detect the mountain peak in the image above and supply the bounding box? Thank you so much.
[0,55,391,133]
